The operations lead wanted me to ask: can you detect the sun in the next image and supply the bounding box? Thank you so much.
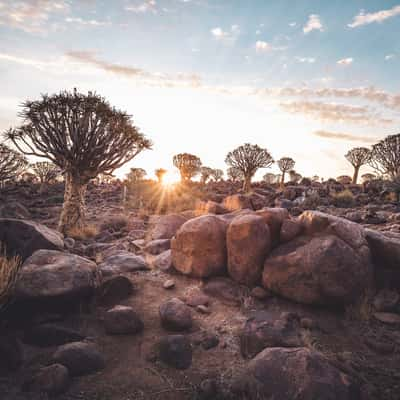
[162,170,180,186]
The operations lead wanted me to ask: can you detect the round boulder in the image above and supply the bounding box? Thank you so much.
[158,335,192,370]
[159,298,193,331]
[104,305,144,335]
[171,215,228,278]
[227,214,271,286]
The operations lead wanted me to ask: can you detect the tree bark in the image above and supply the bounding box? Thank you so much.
[281,172,285,185]
[243,175,252,192]
[352,166,360,184]
[58,172,87,234]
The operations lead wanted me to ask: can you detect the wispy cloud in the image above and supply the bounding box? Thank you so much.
[125,0,157,14]
[337,57,353,66]
[312,130,376,143]
[303,14,324,34]
[211,25,240,43]
[280,100,392,125]
[348,4,400,28]
[65,17,111,27]
[255,40,272,52]
[0,0,69,33]
[295,56,316,63]
[385,54,395,60]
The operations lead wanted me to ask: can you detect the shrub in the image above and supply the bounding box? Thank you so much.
[332,189,356,208]
[100,215,129,232]
[0,251,22,313]
[67,224,99,240]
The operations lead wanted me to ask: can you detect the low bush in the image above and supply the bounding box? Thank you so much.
[332,189,356,208]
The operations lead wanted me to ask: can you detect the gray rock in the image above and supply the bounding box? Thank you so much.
[104,305,144,335]
[159,298,192,331]
[99,251,149,276]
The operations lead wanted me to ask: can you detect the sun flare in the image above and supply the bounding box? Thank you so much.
[162,170,180,186]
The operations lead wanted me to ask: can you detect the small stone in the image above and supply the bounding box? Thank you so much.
[158,335,192,370]
[201,333,219,350]
[159,298,193,331]
[198,379,218,399]
[250,287,271,300]
[163,280,175,290]
[185,290,210,307]
[196,305,212,314]
[97,276,134,307]
[104,305,144,335]
[25,364,69,395]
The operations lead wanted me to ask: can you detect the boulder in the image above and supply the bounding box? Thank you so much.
[153,250,174,273]
[0,219,63,261]
[240,311,303,359]
[0,202,30,219]
[263,234,373,306]
[25,364,69,395]
[227,214,271,286]
[144,239,170,255]
[23,324,85,347]
[256,208,289,247]
[159,298,193,331]
[202,277,241,306]
[53,342,105,376]
[15,250,100,308]
[365,229,400,270]
[171,215,228,278]
[104,305,144,335]
[372,289,400,312]
[195,201,229,215]
[373,312,400,325]
[222,194,253,212]
[280,218,302,243]
[97,275,134,307]
[0,334,23,373]
[148,214,188,240]
[234,347,360,400]
[99,251,149,276]
[158,335,192,370]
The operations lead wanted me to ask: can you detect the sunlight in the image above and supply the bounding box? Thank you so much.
[162,169,180,186]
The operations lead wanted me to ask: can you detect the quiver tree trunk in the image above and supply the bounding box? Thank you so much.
[243,175,252,192]
[59,173,87,234]
[352,166,360,184]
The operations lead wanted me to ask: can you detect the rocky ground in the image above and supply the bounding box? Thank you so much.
[1,181,400,400]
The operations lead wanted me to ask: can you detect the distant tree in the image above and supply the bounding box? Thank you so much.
[311,175,320,182]
[210,168,224,182]
[155,168,167,184]
[225,143,274,192]
[0,144,27,186]
[173,153,202,182]
[32,161,60,192]
[345,147,371,184]
[200,166,214,184]
[277,157,295,185]
[289,169,302,184]
[263,173,276,185]
[227,167,243,182]
[127,168,146,183]
[369,134,400,179]
[4,89,151,234]
[336,175,352,185]
[361,173,376,183]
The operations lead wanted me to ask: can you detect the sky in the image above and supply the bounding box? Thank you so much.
[0,0,399,181]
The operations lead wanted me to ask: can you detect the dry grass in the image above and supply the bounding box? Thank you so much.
[100,215,129,232]
[345,294,374,322]
[332,189,356,208]
[67,224,99,240]
[0,251,22,312]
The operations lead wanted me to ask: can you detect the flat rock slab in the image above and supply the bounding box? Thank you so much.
[99,251,149,276]
[373,312,400,325]
[202,277,241,306]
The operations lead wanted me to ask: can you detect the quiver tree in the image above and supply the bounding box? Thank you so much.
[4,89,151,234]
[277,157,295,185]
[173,153,202,182]
[200,166,213,184]
[345,147,371,184]
[263,172,276,185]
[210,168,224,182]
[227,166,243,182]
[0,144,27,186]
[361,173,376,183]
[336,175,352,185]
[126,168,146,183]
[225,143,274,192]
[32,161,60,192]
[369,134,400,179]
[155,168,167,184]
[289,170,302,184]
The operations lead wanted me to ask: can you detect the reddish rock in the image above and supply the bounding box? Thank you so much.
[222,194,253,212]
[148,214,188,240]
[256,208,289,247]
[280,218,302,243]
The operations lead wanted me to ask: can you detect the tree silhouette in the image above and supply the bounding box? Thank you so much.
[210,168,224,182]
[369,134,400,179]
[263,172,276,184]
[0,144,27,185]
[289,169,302,184]
[336,175,352,185]
[173,153,201,182]
[127,168,146,183]
[277,157,295,185]
[200,166,213,184]
[155,168,167,184]
[32,161,60,192]
[4,89,151,234]
[225,143,274,192]
[361,173,376,183]
[345,147,371,184]
[227,167,243,182]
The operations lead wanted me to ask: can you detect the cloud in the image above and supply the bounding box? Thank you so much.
[280,100,393,125]
[348,4,400,28]
[211,25,240,43]
[289,22,297,27]
[0,0,69,33]
[303,14,324,34]
[337,57,353,65]
[312,130,377,143]
[125,0,157,14]
[255,41,272,52]
[295,56,316,63]
[65,17,111,27]
[385,54,395,60]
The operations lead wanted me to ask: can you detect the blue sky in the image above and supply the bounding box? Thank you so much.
[0,0,399,181]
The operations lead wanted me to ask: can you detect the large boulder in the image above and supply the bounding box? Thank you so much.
[227,214,271,286]
[148,214,188,240]
[222,194,253,212]
[15,250,100,308]
[263,234,372,306]
[171,215,228,278]
[233,347,360,400]
[99,251,148,276]
[256,208,289,247]
[195,200,229,216]
[365,229,400,270]
[0,219,63,261]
